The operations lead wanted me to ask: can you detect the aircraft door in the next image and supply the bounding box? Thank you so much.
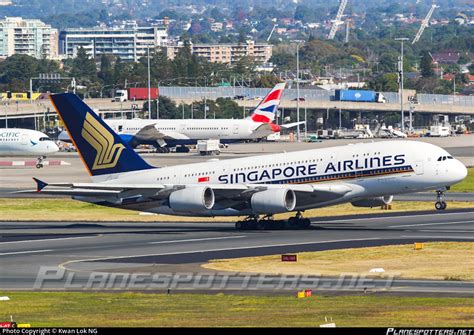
[21,134,28,145]
[414,161,424,175]
[233,124,239,135]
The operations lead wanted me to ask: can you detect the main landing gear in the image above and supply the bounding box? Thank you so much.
[155,147,171,153]
[36,156,45,169]
[435,190,447,210]
[235,212,312,230]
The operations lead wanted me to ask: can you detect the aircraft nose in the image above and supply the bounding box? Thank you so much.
[49,142,60,154]
[453,159,468,183]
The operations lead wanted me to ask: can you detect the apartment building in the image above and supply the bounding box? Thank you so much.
[60,23,168,61]
[0,17,58,59]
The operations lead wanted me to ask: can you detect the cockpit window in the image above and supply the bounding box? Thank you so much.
[39,137,52,141]
[438,156,454,161]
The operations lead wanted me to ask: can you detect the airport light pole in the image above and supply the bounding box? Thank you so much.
[147,46,152,120]
[296,43,301,142]
[304,95,307,140]
[395,37,409,132]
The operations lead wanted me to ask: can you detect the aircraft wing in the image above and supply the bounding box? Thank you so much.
[249,123,274,138]
[23,178,353,210]
[280,121,306,129]
[135,124,190,141]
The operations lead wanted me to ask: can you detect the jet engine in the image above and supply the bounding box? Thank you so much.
[169,187,215,213]
[250,189,296,214]
[351,195,393,208]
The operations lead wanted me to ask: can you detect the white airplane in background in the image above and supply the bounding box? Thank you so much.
[103,83,302,152]
[31,93,467,229]
[0,128,59,168]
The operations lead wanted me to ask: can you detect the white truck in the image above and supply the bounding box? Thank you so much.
[197,139,221,156]
[429,125,451,137]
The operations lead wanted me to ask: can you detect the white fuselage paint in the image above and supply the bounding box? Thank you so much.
[88,141,467,217]
[0,128,59,157]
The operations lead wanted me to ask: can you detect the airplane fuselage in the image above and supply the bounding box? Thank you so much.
[106,118,277,145]
[90,140,467,216]
[0,128,59,157]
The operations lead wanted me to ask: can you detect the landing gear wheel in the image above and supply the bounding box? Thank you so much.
[256,221,266,230]
[288,217,298,227]
[435,190,447,211]
[301,218,311,228]
[435,201,447,210]
[36,163,43,169]
[235,221,243,230]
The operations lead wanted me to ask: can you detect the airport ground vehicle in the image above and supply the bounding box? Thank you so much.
[429,125,451,137]
[197,139,220,156]
[113,88,159,102]
[334,89,386,103]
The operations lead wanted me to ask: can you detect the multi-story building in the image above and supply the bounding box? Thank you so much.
[59,23,168,61]
[0,17,58,59]
[166,40,272,65]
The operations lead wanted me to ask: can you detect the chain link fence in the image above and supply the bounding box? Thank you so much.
[159,86,470,106]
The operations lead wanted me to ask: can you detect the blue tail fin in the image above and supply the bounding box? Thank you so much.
[50,93,153,176]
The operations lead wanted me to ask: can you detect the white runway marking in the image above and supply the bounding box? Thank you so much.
[321,211,474,223]
[60,237,382,269]
[0,236,99,245]
[390,220,474,228]
[0,249,53,256]
[401,235,474,240]
[148,236,246,245]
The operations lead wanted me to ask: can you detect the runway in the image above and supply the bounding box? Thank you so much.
[1,209,473,295]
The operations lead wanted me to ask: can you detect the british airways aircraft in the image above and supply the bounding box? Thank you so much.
[0,128,59,168]
[31,93,467,229]
[104,83,298,152]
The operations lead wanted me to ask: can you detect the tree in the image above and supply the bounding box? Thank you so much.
[420,51,434,78]
[143,96,178,119]
[70,47,98,83]
[0,54,38,91]
[98,54,114,87]
[368,73,399,92]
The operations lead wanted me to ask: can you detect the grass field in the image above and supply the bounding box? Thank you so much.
[451,167,474,192]
[0,198,473,222]
[203,242,474,281]
[1,292,473,327]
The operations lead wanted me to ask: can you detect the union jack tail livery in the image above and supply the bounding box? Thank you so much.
[250,83,286,123]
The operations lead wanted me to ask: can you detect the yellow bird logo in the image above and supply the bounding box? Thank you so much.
[81,113,125,170]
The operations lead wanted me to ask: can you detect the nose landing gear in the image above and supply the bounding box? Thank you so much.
[36,156,45,169]
[435,190,447,210]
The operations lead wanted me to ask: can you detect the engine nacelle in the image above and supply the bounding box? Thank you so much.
[250,189,296,214]
[169,187,215,213]
[351,195,393,208]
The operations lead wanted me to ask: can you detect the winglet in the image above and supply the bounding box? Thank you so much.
[33,178,48,192]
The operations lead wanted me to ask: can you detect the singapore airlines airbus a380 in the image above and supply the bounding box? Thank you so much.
[29,93,467,229]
